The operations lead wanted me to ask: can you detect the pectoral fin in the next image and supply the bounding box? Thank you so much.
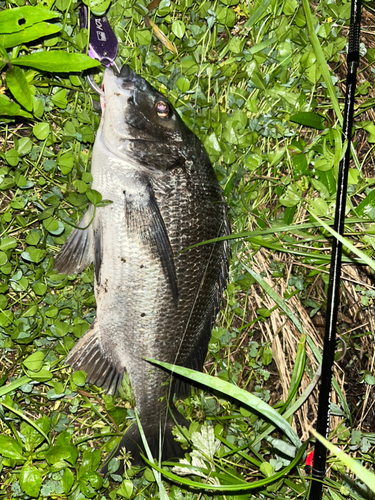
[147,185,178,305]
[125,184,178,305]
[54,206,95,275]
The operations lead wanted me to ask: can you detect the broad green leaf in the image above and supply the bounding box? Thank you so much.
[45,444,78,465]
[136,29,152,46]
[79,470,103,497]
[17,137,32,156]
[0,42,9,71]
[33,96,44,118]
[33,122,50,140]
[51,89,68,109]
[5,148,19,167]
[6,66,33,111]
[48,220,65,236]
[0,6,59,34]
[204,132,221,162]
[43,217,59,232]
[0,310,14,327]
[54,322,70,337]
[357,190,375,217]
[22,305,38,318]
[23,351,45,372]
[62,467,75,494]
[21,415,50,452]
[28,369,52,382]
[171,20,185,38]
[10,276,29,292]
[309,198,328,216]
[74,179,88,194]
[11,51,100,72]
[314,156,333,172]
[0,94,32,118]
[58,152,73,174]
[0,435,24,460]
[86,189,102,204]
[72,371,86,386]
[215,6,236,27]
[118,480,133,498]
[22,247,45,263]
[20,463,42,498]
[45,306,58,318]
[79,449,102,477]
[0,251,7,266]
[290,112,325,130]
[25,232,41,246]
[0,294,7,309]
[0,95,20,116]
[176,76,190,92]
[80,125,95,143]
[348,168,360,185]
[32,282,47,296]
[279,184,302,207]
[260,462,274,478]
[91,0,111,16]
[1,22,61,48]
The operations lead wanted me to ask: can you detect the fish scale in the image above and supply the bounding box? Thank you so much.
[54,65,229,471]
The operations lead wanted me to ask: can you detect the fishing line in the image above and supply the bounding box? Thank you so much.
[308,0,361,498]
[161,217,229,455]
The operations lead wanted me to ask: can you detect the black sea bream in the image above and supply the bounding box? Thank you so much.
[54,65,229,469]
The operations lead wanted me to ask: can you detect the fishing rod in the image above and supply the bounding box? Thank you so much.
[308,0,362,498]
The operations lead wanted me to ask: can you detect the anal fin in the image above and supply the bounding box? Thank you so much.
[54,206,95,275]
[66,320,123,396]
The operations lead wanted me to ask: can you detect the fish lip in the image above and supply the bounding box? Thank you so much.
[103,65,135,95]
[105,64,137,85]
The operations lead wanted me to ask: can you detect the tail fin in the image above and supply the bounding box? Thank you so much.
[100,407,189,475]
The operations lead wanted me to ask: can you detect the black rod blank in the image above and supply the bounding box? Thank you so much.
[308,0,362,499]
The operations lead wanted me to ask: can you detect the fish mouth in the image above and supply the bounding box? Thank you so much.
[106,64,138,91]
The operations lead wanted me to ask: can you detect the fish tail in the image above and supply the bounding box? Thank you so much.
[66,320,123,396]
[100,407,189,474]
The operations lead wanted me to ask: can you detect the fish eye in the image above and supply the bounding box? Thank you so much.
[155,101,170,119]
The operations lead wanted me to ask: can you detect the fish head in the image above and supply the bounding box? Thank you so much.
[100,65,198,173]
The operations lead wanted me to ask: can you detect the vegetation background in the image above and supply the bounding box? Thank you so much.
[0,0,375,497]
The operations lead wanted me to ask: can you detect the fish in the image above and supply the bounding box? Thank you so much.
[54,65,230,471]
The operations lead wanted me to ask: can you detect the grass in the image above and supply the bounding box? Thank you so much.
[0,0,375,498]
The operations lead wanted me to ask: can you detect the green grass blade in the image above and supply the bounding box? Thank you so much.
[145,441,309,491]
[248,237,362,264]
[309,210,375,271]
[1,400,50,445]
[145,358,301,448]
[134,410,169,500]
[311,429,375,491]
[301,0,341,123]
[243,264,305,334]
[0,376,32,397]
